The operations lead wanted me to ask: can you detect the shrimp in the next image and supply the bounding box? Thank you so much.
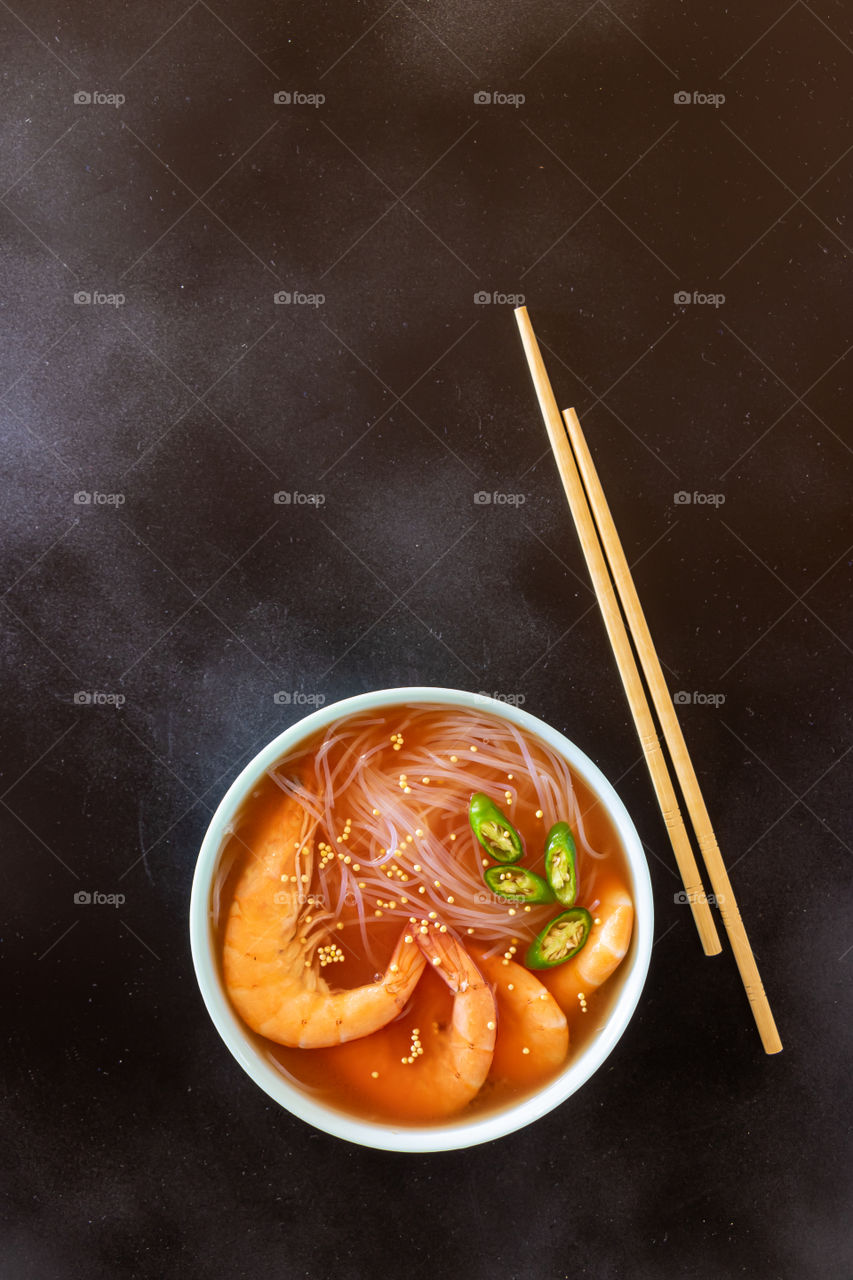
[541,877,634,1015]
[222,791,426,1048]
[320,922,497,1120]
[473,949,569,1087]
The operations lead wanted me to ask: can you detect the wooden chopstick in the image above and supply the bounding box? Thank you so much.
[514,306,721,958]
[562,405,782,1054]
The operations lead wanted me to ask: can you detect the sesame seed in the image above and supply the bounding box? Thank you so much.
[450,755,458,762]
[535,809,543,819]
[371,1071,379,1079]
[522,1047,530,1055]
[487,1021,495,1030]
[470,746,477,753]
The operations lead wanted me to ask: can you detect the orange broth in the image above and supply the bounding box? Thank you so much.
[214,705,634,1125]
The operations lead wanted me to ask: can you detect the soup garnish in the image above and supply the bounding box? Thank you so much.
[544,821,579,907]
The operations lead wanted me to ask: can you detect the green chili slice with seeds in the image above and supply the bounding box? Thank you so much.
[468,792,524,863]
[483,864,554,904]
[526,907,592,969]
[544,821,578,907]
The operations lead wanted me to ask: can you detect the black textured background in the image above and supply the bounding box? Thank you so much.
[2,2,851,1277]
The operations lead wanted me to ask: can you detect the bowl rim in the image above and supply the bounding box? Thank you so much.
[189,686,654,1152]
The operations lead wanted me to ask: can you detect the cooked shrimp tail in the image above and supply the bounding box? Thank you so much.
[223,792,426,1048]
[413,924,496,1098]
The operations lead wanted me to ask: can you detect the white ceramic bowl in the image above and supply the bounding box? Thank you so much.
[190,687,653,1151]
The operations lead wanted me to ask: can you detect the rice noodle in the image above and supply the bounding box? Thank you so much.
[260,703,612,952]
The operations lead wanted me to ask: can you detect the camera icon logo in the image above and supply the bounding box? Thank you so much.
[273,291,292,305]
[273,691,292,704]
[273,91,292,104]
[673,490,692,505]
[74,291,92,305]
[74,890,92,904]
[474,91,491,105]
[474,491,492,505]
[473,290,491,305]
[73,491,92,505]
[273,491,292,505]
[73,691,92,704]
[74,91,92,105]
[673,290,691,305]
[673,690,691,705]
[673,91,691,105]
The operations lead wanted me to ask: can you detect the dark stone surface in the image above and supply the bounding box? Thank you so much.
[2,2,851,1277]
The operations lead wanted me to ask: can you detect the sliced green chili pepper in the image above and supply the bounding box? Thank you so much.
[468,792,524,863]
[483,864,554,904]
[526,908,592,969]
[544,821,578,907]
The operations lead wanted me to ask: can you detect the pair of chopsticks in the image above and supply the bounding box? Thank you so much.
[515,306,781,1055]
